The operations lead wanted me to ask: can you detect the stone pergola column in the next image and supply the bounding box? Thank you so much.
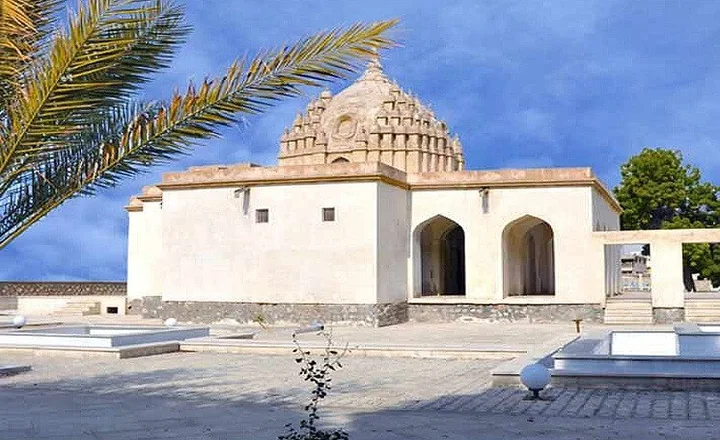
[650,240,684,308]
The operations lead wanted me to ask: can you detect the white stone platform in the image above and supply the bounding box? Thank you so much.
[0,364,30,376]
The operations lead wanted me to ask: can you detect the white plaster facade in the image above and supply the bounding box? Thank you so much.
[126,160,624,307]
[124,60,652,312]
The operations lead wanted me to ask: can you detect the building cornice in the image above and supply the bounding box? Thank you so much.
[131,162,622,213]
[157,173,410,191]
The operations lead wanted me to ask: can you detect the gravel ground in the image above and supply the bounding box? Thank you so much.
[0,351,501,410]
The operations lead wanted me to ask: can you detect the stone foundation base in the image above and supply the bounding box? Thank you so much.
[135,297,408,327]
[653,308,685,324]
[408,303,604,323]
[135,297,606,326]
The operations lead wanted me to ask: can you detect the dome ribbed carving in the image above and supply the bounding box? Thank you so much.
[278,58,464,173]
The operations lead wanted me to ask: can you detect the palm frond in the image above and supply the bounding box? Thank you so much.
[0,19,397,248]
[0,0,62,105]
[0,0,188,174]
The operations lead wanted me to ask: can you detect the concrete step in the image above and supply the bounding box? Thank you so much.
[605,301,653,306]
[604,299,653,325]
[685,299,720,322]
[604,320,653,325]
[50,301,101,317]
[605,305,653,309]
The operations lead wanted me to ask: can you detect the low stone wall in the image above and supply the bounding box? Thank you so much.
[136,297,408,327]
[135,297,607,326]
[653,308,685,324]
[16,296,127,316]
[0,296,17,310]
[0,282,126,297]
[408,303,604,323]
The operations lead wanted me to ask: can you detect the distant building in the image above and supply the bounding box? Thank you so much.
[620,253,651,292]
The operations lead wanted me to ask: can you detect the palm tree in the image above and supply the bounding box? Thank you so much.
[0,0,396,249]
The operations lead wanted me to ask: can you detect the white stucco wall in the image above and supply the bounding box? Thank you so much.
[129,169,623,307]
[590,188,622,297]
[410,186,602,304]
[376,183,410,303]
[160,182,379,304]
[591,188,620,231]
[126,201,163,300]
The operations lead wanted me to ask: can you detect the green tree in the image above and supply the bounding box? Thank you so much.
[0,0,396,249]
[614,148,720,288]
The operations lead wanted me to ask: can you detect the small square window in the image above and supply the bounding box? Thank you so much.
[322,207,335,222]
[255,209,269,223]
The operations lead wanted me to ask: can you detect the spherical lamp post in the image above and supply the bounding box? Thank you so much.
[12,315,26,328]
[520,363,551,400]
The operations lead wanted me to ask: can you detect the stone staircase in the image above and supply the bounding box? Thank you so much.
[604,296,653,325]
[50,300,101,317]
[685,294,720,322]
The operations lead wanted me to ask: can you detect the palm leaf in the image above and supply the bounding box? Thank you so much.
[0,18,397,248]
[0,0,188,174]
[0,0,62,106]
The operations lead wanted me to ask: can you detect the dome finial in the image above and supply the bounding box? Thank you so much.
[358,48,388,82]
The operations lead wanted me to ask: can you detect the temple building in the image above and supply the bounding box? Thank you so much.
[125,59,720,326]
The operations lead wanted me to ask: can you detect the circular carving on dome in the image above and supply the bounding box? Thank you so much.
[333,115,356,139]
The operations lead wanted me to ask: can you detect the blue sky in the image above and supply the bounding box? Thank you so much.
[2,0,720,281]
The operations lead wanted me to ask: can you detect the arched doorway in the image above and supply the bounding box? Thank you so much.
[331,157,349,163]
[415,216,466,296]
[503,215,555,296]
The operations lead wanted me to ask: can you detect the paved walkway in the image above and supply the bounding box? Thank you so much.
[0,321,717,439]
[1,348,719,439]
[2,387,719,440]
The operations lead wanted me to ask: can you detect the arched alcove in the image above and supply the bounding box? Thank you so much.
[331,157,350,163]
[502,215,555,296]
[414,215,466,296]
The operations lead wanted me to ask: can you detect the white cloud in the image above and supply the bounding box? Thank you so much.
[6,0,720,279]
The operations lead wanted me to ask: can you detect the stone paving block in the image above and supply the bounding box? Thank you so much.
[444,377,493,412]
[704,397,720,420]
[442,394,477,412]
[542,388,579,416]
[490,389,525,413]
[670,392,689,420]
[524,398,553,416]
[688,395,707,420]
[633,391,654,418]
[521,387,563,416]
[561,389,593,416]
[615,391,638,419]
[651,392,671,419]
[596,390,623,418]
[468,387,516,412]
[508,396,534,415]
[457,387,501,412]
[426,394,460,411]
[577,389,606,417]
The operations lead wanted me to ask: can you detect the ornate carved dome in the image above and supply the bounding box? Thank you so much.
[278,58,464,173]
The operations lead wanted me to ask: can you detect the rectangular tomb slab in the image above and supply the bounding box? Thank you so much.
[0,325,209,348]
[551,327,720,387]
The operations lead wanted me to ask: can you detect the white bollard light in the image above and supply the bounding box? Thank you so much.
[292,320,325,336]
[520,363,551,400]
[164,318,178,327]
[12,315,26,328]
